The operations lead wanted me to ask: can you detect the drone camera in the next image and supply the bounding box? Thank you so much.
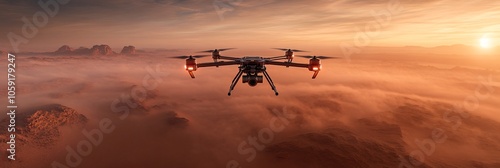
[242,75,263,86]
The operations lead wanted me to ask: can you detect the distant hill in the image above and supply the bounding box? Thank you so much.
[53,44,138,56]
[120,45,137,55]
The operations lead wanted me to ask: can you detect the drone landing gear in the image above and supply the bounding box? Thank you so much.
[228,69,244,96]
[188,71,195,78]
[312,71,319,79]
[263,70,279,96]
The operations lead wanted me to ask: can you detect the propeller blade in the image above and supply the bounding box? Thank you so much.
[171,55,190,59]
[218,48,236,51]
[272,48,289,51]
[296,55,340,59]
[273,48,308,52]
[270,57,288,60]
[296,55,312,59]
[170,55,209,59]
[198,48,236,53]
[192,55,210,58]
[316,56,340,59]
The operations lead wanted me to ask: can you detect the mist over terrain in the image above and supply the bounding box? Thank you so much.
[2,0,499,167]
[0,48,499,168]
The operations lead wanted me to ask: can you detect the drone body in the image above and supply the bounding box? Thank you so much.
[174,48,337,96]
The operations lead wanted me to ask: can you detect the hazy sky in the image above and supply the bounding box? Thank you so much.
[1,0,499,52]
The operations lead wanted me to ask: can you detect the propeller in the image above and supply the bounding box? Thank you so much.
[296,55,340,59]
[199,48,236,53]
[272,48,308,52]
[267,56,287,59]
[170,55,209,59]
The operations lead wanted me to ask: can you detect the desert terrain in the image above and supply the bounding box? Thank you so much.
[0,46,499,168]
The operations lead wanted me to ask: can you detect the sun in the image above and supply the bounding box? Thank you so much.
[479,35,492,48]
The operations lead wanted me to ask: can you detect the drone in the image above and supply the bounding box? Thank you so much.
[172,48,337,96]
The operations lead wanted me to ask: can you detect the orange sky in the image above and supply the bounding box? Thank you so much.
[1,0,499,52]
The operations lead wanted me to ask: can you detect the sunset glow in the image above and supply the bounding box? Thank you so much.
[1,1,500,168]
[1,1,500,52]
[480,35,492,48]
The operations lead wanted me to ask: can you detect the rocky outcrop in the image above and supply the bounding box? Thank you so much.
[54,45,73,55]
[52,45,118,56]
[0,104,88,146]
[165,111,189,128]
[90,44,115,56]
[73,47,91,55]
[120,45,136,55]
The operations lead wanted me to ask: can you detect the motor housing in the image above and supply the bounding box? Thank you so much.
[308,58,321,71]
[185,58,197,71]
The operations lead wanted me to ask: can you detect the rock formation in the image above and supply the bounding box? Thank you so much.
[54,45,73,55]
[120,45,136,55]
[90,44,115,56]
[0,104,88,146]
[52,45,118,56]
[73,47,91,55]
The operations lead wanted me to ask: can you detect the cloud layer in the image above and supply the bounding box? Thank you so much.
[0,51,498,167]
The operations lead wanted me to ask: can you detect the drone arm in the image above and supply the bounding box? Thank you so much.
[265,61,309,68]
[266,61,322,79]
[197,61,240,68]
